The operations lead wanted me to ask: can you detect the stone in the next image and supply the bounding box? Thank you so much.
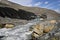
[32,33,39,38]
[4,23,14,28]
[49,20,56,24]
[43,24,55,33]
[0,24,5,28]
[31,24,43,38]
[43,20,56,33]
[30,20,56,39]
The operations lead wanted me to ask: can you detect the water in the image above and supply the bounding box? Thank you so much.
[0,18,60,40]
[0,18,40,40]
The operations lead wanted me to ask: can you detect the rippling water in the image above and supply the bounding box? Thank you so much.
[0,18,40,40]
[0,18,60,40]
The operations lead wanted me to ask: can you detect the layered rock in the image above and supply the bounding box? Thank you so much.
[30,20,57,39]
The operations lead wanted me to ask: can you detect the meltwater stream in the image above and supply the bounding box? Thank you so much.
[0,18,60,40]
[0,18,40,40]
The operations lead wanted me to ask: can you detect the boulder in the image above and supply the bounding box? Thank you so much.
[31,24,43,38]
[49,20,56,24]
[31,20,56,38]
[43,25,54,33]
[4,23,14,28]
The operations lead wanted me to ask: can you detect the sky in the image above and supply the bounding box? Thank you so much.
[9,0,60,13]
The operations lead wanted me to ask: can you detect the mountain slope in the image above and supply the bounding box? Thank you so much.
[0,0,60,20]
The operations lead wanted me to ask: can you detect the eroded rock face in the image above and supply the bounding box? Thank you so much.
[0,7,37,20]
[31,24,43,38]
[30,20,57,39]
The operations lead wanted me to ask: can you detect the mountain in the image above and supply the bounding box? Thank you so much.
[0,0,60,20]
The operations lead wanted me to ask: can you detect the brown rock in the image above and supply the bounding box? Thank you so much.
[30,20,56,38]
[4,23,14,28]
[31,24,43,38]
[32,33,39,38]
[43,25,54,33]
[0,24,5,28]
[49,20,56,24]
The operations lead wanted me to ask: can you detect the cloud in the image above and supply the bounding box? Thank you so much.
[55,9,60,13]
[44,2,56,8]
[44,1,48,4]
[9,0,32,6]
[24,4,32,7]
[33,2,42,6]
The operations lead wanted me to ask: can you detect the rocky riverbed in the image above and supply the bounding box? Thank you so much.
[0,18,60,40]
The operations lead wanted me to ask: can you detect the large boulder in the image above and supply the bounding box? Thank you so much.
[32,24,43,38]
[30,20,57,39]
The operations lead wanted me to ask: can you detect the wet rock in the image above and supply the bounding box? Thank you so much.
[43,20,56,33]
[30,20,57,39]
[0,24,5,28]
[43,25,55,33]
[49,20,56,24]
[0,23,15,28]
[4,23,14,28]
[0,36,4,38]
[31,24,43,38]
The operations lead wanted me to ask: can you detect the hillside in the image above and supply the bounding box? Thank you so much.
[0,0,60,20]
[0,0,60,25]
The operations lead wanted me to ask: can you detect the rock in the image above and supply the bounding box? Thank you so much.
[32,33,39,38]
[31,20,56,38]
[43,25,54,33]
[31,24,43,38]
[43,20,55,33]
[4,23,14,28]
[49,20,56,24]
[40,18,44,21]
[0,24,5,28]
[0,36,4,38]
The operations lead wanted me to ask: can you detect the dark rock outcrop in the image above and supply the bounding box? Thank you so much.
[0,7,37,20]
